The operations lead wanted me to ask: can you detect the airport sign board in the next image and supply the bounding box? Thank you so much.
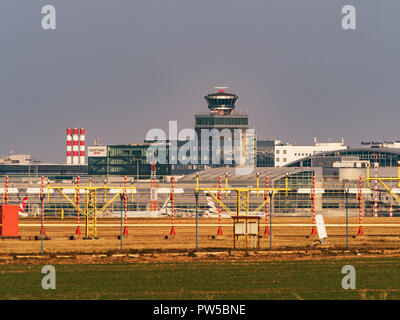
[88,146,107,157]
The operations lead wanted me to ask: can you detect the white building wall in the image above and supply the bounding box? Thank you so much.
[274,143,347,167]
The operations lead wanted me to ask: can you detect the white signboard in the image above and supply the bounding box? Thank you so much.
[88,146,107,157]
[247,222,258,234]
[235,222,245,235]
[315,214,327,241]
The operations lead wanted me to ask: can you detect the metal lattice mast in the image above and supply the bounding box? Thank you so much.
[236,190,250,215]
[85,180,97,239]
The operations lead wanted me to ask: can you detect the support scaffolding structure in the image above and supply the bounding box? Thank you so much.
[195,174,290,217]
[195,173,290,249]
[365,161,400,206]
[53,180,135,239]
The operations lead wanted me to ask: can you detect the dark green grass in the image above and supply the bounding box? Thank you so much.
[1,257,400,299]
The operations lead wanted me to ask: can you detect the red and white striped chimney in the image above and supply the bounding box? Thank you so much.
[66,128,72,164]
[79,128,86,165]
[72,128,79,164]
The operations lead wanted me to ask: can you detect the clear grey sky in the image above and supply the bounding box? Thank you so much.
[1,1,399,162]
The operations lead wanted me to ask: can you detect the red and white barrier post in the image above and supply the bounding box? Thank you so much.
[5,176,8,205]
[40,176,46,235]
[358,176,364,236]
[170,176,176,236]
[123,176,128,235]
[390,204,393,218]
[374,162,378,217]
[217,176,223,236]
[310,175,317,236]
[265,176,270,236]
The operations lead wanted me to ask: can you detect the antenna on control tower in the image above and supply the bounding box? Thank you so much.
[214,86,228,93]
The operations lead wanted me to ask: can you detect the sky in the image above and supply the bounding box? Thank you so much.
[1,1,399,162]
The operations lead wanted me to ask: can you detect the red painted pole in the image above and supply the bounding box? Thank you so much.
[170,176,176,235]
[264,176,270,235]
[40,176,45,235]
[5,176,8,205]
[374,162,378,217]
[123,176,128,235]
[217,176,223,236]
[358,176,364,235]
[310,176,317,236]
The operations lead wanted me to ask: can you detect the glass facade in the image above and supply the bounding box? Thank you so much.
[0,164,87,177]
[88,144,171,177]
[195,116,248,126]
[273,171,314,213]
[288,149,400,168]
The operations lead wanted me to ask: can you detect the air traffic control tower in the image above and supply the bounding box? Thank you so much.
[194,87,255,168]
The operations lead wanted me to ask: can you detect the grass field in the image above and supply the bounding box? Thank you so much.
[6,216,400,254]
[1,257,400,299]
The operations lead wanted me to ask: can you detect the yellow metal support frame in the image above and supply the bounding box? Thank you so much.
[53,185,135,239]
[365,177,400,204]
[196,187,288,216]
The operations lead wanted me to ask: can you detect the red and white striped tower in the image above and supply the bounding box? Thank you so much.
[72,128,79,165]
[217,176,223,236]
[79,128,86,165]
[170,176,176,236]
[75,176,81,235]
[264,176,270,236]
[374,162,379,217]
[390,203,393,218]
[40,176,45,235]
[310,175,317,236]
[66,128,72,164]
[358,176,364,236]
[123,176,128,235]
[5,176,8,205]
[150,155,158,211]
